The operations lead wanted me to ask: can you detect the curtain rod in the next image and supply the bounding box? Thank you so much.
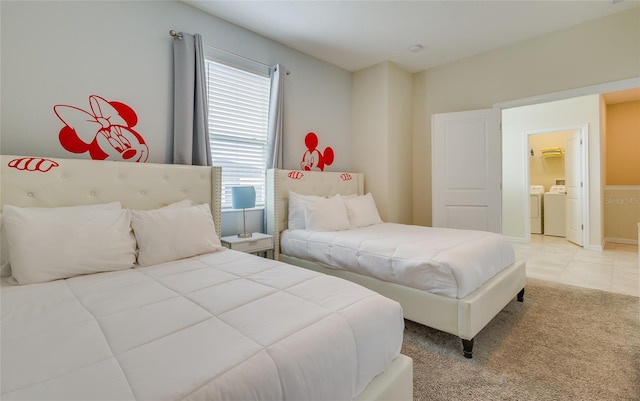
[170,30,290,75]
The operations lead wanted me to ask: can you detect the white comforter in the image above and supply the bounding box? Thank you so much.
[1,249,403,401]
[281,223,516,299]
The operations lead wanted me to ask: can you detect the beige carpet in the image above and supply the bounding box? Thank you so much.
[402,278,640,400]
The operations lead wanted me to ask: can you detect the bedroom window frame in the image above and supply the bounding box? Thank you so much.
[204,53,271,210]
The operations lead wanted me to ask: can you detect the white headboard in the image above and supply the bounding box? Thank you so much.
[266,169,364,259]
[0,155,222,237]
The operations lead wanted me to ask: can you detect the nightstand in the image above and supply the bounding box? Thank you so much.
[221,232,274,259]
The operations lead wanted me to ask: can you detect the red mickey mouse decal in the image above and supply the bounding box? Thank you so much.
[300,132,334,171]
[54,95,149,162]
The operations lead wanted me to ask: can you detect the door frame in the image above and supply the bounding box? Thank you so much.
[523,125,588,246]
[494,76,638,249]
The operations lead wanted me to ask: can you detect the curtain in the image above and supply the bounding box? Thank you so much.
[172,32,211,166]
[266,64,285,169]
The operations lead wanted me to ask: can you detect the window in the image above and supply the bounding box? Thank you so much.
[205,58,271,209]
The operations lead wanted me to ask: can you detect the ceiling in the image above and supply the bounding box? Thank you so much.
[183,0,639,73]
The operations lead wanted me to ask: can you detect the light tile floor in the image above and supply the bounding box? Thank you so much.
[510,235,639,297]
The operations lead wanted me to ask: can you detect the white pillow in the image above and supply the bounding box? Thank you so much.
[304,194,351,232]
[2,202,135,285]
[343,193,383,228]
[131,203,224,267]
[288,191,324,230]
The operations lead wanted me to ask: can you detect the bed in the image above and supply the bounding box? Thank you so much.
[266,168,526,358]
[0,155,413,401]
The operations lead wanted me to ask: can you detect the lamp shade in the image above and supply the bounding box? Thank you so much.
[231,186,256,209]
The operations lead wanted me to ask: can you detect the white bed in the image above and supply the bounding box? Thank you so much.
[0,155,412,401]
[266,168,526,358]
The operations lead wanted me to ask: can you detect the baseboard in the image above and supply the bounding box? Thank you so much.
[604,237,639,246]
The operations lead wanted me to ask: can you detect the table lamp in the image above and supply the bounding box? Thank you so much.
[232,186,256,238]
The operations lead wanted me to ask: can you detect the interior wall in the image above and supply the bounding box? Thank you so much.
[352,61,413,224]
[529,131,574,192]
[0,0,354,237]
[0,0,353,172]
[604,99,640,244]
[387,63,413,224]
[412,7,640,227]
[352,63,389,219]
[502,95,602,249]
[605,100,640,185]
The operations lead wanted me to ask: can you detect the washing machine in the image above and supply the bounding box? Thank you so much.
[530,185,545,234]
[544,185,566,237]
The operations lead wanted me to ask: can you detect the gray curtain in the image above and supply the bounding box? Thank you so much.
[266,64,285,169]
[172,32,211,166]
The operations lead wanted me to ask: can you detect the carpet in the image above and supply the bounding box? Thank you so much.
[401,278,640,401]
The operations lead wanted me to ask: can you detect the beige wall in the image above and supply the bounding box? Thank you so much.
[412,8,640,228]
[604,188,640,243]
[606,101,640,185]
[529,131,574,192]
[603,100,639,243]
[352,62,413,223]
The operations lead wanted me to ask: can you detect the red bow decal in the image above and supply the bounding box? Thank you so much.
[288,171,304,180]
[8,157,59,173]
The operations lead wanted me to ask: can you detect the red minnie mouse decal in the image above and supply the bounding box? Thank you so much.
[300,132,334,171]
[54,95,148,162]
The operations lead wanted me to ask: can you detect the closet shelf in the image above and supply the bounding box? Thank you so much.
[540,146,564,158]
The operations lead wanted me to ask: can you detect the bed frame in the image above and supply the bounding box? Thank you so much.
[266,168,526,358]
[1,155,412,401]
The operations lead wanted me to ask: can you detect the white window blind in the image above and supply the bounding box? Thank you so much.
[205,58,271,209]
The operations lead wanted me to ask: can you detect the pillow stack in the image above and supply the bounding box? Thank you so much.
[288,191,382,232]
[1,200,224,285]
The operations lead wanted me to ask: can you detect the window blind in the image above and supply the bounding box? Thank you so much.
[205,58,271,209]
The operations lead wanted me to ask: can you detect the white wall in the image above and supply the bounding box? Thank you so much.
[502,95,602,249]
[413,8,640,227]
[0,1,352,171]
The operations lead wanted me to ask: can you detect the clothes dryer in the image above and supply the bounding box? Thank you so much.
[530,185,545,234]
[544,185,566,237]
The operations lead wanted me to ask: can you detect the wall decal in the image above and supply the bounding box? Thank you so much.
[287,171,304,180]
[54,95,149,162]
[8,157,59,173]
[340,173,352,181]
[300,132,333,171]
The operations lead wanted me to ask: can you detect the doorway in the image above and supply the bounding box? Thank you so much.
[527,128,585,247]
[502,95,597,249]
[498,78,639,250]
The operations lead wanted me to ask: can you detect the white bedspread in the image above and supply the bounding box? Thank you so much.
[1,250,403,401]
[281,223,516,299]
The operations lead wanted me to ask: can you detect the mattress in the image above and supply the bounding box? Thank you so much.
[281,223,516,299]
[1,249,404,401]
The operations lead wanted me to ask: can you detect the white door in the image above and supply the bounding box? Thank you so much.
[432,108,502,233]
[565,131,584,246]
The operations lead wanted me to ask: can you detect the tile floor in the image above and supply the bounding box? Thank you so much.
[510,235,639,297]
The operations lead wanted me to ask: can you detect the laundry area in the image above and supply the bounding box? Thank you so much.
[529,131,573,238]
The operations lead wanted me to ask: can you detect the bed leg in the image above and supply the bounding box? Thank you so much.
[461,338,474,359]
[517,288,525,302]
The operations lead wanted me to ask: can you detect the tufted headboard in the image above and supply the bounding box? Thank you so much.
[265,169,364,259]
[0,156,222,237]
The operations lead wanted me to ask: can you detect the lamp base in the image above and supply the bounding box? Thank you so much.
[238,232,253,239]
